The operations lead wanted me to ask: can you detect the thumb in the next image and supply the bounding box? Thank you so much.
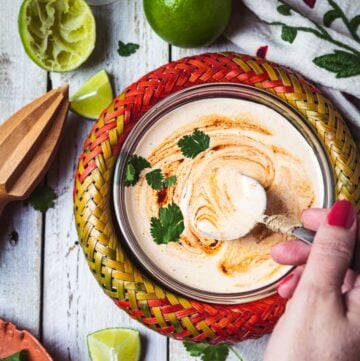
[300,200,357,292]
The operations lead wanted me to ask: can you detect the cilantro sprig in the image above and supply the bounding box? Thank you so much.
[177,129,210,158]
[124,155,151,186]
[117,41,140,57]
[26,185,57,212]
[150,203,184,244]
[146,169,177,190]
[183,342,243,361]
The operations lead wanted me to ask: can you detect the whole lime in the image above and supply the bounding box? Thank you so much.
[143,0,232,48]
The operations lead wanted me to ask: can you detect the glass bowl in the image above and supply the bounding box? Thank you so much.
[113,83,335,304]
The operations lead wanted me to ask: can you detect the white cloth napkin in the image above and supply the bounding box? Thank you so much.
[225,0,360,139]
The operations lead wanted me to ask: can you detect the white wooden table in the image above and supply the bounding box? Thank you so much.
[0,1,269,359]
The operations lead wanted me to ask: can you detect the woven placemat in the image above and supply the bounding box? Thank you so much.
[74,52,360,343]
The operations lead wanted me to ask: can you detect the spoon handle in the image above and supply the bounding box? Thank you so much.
[292,227,315,245]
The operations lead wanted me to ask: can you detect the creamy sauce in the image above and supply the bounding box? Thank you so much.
[125,98,324,293]
[195,172,267,241]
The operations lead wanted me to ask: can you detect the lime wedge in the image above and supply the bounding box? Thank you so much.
[70,69,113,119]
[87,328,141,361]
[18,0,96,72]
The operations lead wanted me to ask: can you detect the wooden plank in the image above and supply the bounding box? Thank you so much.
[169,40,269,360]
[0,0,47,336]
[170,36,240,61]
[42,1,169,360]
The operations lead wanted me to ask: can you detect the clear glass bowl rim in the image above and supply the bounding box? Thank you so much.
[113,82,335,304]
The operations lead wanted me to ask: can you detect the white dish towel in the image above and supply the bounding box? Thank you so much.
[225,0,360,139]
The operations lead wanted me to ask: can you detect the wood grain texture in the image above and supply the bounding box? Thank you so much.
[42,1,169,360]
[0,0,47,336]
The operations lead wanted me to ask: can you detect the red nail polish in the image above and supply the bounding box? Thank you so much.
[277,272,294,290]
[327,200,355,229]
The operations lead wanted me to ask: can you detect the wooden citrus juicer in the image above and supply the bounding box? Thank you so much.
[0,85,69,216]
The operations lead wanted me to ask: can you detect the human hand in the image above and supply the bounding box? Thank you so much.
[264,200,360,361]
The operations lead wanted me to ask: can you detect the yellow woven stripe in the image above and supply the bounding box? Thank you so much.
[288,74,301,94]
[134,268,144,283]
[246,60,263,74]
[113,278,125,299]
[181,317,199,336]
[153,307,167,327]
[128,290,138,310]
[154,285,166,299]
[177,297,192,309]
[100,142,112,164]
[262,63,278,81]
[143,277,155,293]
[112,270,134,281]
[136,292,157,300]
[197,321,216,338]
[232,57,251,72]
[276,68,291,86]
[167,313,183,332]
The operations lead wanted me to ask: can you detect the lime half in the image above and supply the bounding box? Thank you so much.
[87,328,141,361]
[70,69,113,119]
[18,0,96,72]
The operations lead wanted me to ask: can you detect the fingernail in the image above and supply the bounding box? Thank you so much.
[327,200,355,229]
[276,272,294,290]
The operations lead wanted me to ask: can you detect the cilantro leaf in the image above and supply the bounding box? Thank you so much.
[146,169,177,190]
[177,129,210,158]
[183,342,230,361]
[124,155,151,186]
[117,41,140,57]
[26,185,57,212]
[150,203,184,244]
[146,169,164,190]
[125,163,136,183]
[183,342,208,357]
[163,175,177,187]
[1,350,28,361]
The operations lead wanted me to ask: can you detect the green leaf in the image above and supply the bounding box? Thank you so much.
[150,203,184,244]
[281,25,297,43]
[183,342,208,357]
[26,185,57,212]
[125,163,136,183]
[146,169,164,190]
[313,50,360,78]
[163,175,177,187]
[1,350,28,361]
[117,41,140,57]
[323,9,340,27]
[183,342,230,361]
[146,169,177,190]
[349,15,360,34]
[277,4,291,16]
[124,155,151,186]
[177,129,210,159]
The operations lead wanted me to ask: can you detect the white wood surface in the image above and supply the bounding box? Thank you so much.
[43,1,169,360]
[0,1,267,360]
[0,0,47,336]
